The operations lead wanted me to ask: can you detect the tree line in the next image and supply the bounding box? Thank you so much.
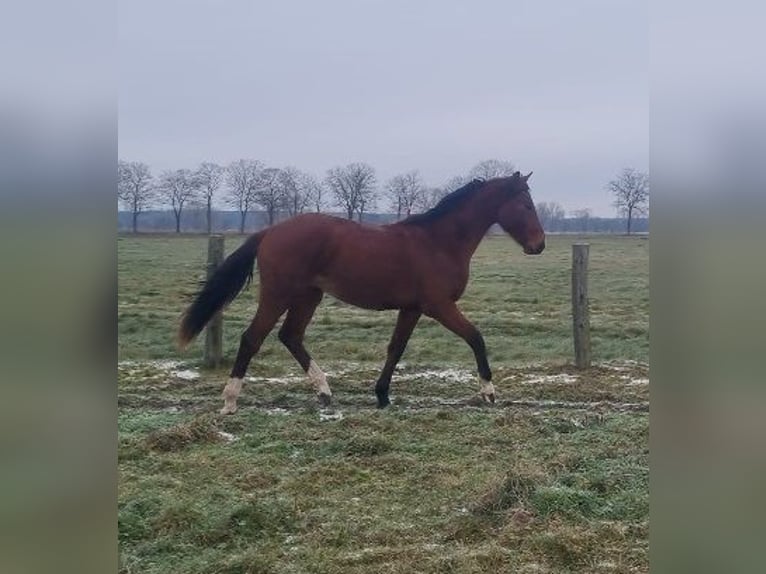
[118,158,648,234]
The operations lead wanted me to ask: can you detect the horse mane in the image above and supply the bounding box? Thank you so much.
[396,179,487,226]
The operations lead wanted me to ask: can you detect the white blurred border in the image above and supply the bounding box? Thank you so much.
[652,1,766,571]
[0,2,116,574]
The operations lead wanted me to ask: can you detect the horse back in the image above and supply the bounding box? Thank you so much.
[256,214,451,309]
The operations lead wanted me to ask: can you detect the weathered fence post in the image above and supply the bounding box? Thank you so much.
[571,243,591,369]
[204,235,225,368]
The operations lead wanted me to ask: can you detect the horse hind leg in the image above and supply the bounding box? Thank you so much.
[277,288,331,406]
[222,296,288,414]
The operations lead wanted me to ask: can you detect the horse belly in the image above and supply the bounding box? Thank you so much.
[314,262,416,310]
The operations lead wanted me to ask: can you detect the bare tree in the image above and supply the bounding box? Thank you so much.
[443,174,470,193]
[415,186,448,212]
[255,167,288,226]
[354,165,377,222]
[536,201,566,230]
[301,173,325,213]
[609,168,649,234]
[156,169,201,233]
[280,167,315,217]
[325,167,354,219]
[279,167,300,217]
[226,159,263,233]
[195,162,223,234]
[357,193,377,222]
[386,170,424,219]
[469,158,516,180]
[118,160,154,233]
[412,174,470,212]
[325,162,377,221]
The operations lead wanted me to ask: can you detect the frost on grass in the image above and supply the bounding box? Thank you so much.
[626,377,649,386]
[396,369,475,384]
[172,369,200,381]
[119,359,202,383]
[601,359,649,372]
[246,375,306,384]
[119,359,185,370]
[319,410,344,422]
[217,430,238,442]
[519,373,579,385]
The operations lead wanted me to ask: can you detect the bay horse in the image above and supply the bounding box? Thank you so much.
[179,172,545,414]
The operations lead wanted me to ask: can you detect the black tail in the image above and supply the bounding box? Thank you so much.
[178,232,264,348]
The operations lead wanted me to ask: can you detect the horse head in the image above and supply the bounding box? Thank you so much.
[495,172,546,255]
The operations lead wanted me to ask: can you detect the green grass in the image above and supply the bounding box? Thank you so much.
[118,233,648,367]
[118,232,649,573]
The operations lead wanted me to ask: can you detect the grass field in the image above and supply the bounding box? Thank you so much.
[118,233,649,573]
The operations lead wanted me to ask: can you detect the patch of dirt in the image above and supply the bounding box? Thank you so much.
[118,360,649,417]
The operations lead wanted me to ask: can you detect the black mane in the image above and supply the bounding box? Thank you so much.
[396,179,487,226]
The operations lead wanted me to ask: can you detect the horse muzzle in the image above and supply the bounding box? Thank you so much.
[524,240,545,255]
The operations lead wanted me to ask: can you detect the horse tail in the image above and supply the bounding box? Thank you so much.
[178,231,265,348]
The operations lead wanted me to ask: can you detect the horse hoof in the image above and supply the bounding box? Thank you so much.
[220,405,238,415]
[376,398,391,409]
[318,393,332,407]
[483,393,495,404]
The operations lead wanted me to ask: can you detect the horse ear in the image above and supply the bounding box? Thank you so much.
[513,171,521,178]
[523,171,533,181]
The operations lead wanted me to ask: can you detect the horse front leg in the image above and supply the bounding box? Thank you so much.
[375,309,421,408]
[425,302,495,403]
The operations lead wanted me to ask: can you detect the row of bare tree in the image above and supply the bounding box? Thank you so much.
[118,160,320,234]
[118,158,520,233]
[118,159,649,234]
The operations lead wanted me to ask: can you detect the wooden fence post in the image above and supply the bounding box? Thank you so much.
[204,235,225,368]
[572,243,591,369]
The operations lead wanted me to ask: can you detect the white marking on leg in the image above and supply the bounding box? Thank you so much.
[479,378,496,403]
[221,378,243,415]
[307,360,332,397]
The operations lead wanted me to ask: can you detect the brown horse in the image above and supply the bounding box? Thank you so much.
[179,172,545,414]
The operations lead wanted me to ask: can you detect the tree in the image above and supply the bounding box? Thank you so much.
[156,169,201,233]
[255,167,287,226]
[118,160,154,233]
[443,174,469,193]
[226,159,263,233]
[302,173,325,213]
[325,162,377,221]
[386,170,423,219]
[468,158,516,180]
[195,162,223,234]
[536,201,566,231]
[609,168,649,234]
[280,167,315,217]
[415,186,448,212]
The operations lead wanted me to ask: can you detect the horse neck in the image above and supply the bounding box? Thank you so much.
[426,191,500,261]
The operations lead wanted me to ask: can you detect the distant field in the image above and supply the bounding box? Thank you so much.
[118,232,649,573]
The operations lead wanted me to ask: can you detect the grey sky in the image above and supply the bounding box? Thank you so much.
[119,0,647,216]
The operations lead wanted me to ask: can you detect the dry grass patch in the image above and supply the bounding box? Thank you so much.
[144,414,225,452]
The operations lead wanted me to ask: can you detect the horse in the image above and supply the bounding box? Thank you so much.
[178,172,545,414]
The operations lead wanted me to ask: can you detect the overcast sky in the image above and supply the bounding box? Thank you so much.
[119,0,647,216]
